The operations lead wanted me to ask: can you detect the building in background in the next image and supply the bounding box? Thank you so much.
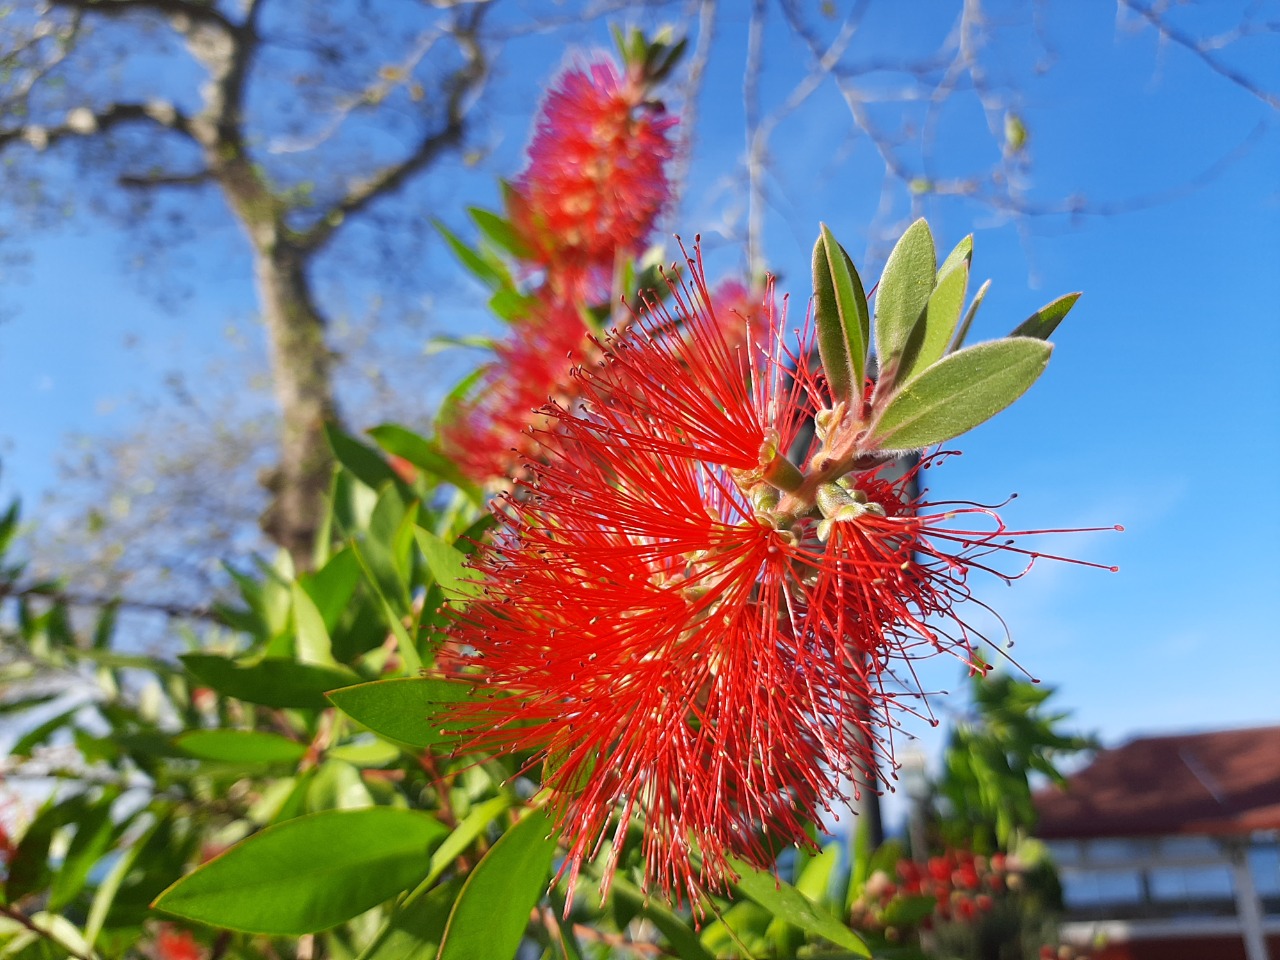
[1034,725,1280,960]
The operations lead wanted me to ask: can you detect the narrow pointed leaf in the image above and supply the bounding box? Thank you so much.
[874,218,935,381]
[811,224,870,402]
[871,338,1052,449]
[292,582,337,667]
[153,809,447,935]
[937,234,973,280]
[436,807,559,960]
[610,878,715,960]
[414,527,483,602]
[433,218,508,290]
[325,424,401,492]
[176,730,309,765]
[1010,291,1081,340]
[181,654,360,710]
[727,857,870,956]
[327,677,473,750]
[949,278,991,353]
[357,798,511,960]
[359,878,463,960]
[899,258,970,383]
[367,424,483,502]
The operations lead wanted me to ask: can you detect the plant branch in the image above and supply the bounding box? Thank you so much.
[49,0,236,34]
[1119,0,1280,110]
[0,101,197,152]
[296,3,492,254]
[0,905,97,960]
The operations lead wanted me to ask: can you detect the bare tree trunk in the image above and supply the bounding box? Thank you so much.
[253,242,336,570]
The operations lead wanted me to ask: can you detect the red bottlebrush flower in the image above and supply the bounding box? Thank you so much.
[153,927,202,960]
[511,58,676,293]
[445,245,1117,908]
[440,296,589,484]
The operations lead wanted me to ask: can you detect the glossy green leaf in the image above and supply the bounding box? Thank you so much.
[437,806,559,960]
[366,485,415,608]
[727,857,869,956]
[302,547,360,633]
[176,730,309,765]
[292,582,338,667]
[874,218,935,380]
[326,424,402,492]
[327,677,473,749]
[9,706,77,757]
[899,256,970,383]
[433,218,508,291]
[812,224,870,403]
[181,654,360,710]
[5,793,92,903]
[469,206,533,260]
[949,278,990,353]
[367,424,483,502]
[346,537,422,675]
[357,797,511,960]
[49,790,124,912]
[611,877,715,960]
[329,739,401,767]
[881,893,938,926]
[871,338,1052,449]
[153,808,447,935]
[360,878,463,960]
[415,527,483,602]
[1010,291,1081,340]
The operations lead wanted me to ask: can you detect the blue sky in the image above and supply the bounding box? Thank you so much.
[1,3,1277,775]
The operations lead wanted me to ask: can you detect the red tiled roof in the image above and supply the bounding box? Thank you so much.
[1033,724,1280,839]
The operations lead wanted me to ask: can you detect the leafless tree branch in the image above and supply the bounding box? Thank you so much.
[296,4,492,254]
[0,100,198,152]
[1118,0,1280,110]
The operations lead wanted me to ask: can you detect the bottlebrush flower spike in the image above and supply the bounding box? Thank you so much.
[510,58,676,294]
[440,296,589,484]
[444,240,1118,910]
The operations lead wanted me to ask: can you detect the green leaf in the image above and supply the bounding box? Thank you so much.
[302,547,361,634]
[424,796,512,887]
[414,527,483,603]
[870,338,1052,450]
[5,794,91,903]
[812,224,870,403]
[346,537,422,675]
[433,218,509,291]
[611,878,715,960]
[48,789,125,912]
[181,654,360,710]
[176,730,309,765]
[326,424,401,492]
[437,806,559,960]
[881,894,937,927]
[949,278,990,353]
[357,797,511,960]
[488,288,539,324]
[9,706,78,757]
[359,878,463,960]
[292,582,338,667]
[898,255,969,384]
[937,233,973,279]
[152,808,447,935]
[327,677,472,750]
[727,857,870,956]
[1010,291,1081,340]
[469,206,533,260]
[367,424,483,502]
[875,218,935,381]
